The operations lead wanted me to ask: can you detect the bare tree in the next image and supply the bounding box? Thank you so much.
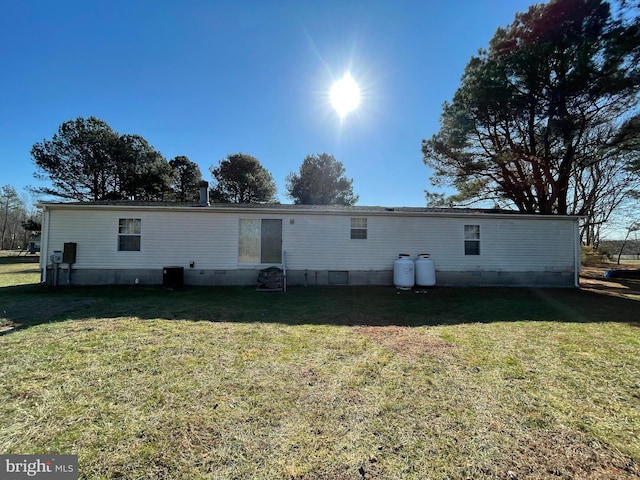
[0,185,26,250]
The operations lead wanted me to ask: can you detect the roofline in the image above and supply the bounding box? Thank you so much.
[36,202,584,220]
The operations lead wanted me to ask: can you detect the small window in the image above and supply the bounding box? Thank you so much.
[118,218,141,251]
[350,217,367,239]
[464,224,480,255]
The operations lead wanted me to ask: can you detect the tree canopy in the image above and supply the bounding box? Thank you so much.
[285,153,359,205]
[31,117,175,202]
[422,0,640,243]
[32,117,120,201]
[21,218,42,233]
[209,153,278,204]
[113,134,174,201]
[169,156,203,202]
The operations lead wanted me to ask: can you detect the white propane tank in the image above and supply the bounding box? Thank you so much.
[415,253,436,287]
[393,254,415,289]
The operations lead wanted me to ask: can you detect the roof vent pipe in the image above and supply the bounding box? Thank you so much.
[197,181,210,207]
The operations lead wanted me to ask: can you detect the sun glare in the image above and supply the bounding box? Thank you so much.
[330,73,361,118]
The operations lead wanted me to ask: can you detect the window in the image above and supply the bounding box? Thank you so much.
[118,218,141,251]
[350,217,367,239]
[239,219,282,263]
[464,224,480,255]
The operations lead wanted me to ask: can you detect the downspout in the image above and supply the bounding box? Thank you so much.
[574,218,581,288]
[40,207,50,284]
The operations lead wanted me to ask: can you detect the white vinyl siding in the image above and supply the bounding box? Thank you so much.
[41,206,577,277]
[282,214,575,272]
[43,209,238,269]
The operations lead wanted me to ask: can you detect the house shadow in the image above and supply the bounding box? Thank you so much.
[0,253,40,265]
[1,268,639,334]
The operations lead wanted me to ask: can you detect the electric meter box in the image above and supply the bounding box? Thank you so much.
[51,251,63,264]
[63,242,77,264]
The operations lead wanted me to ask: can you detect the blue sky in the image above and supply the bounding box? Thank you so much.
[1,0,538,206]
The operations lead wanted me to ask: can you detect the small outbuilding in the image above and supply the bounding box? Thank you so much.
[27,234,41,254]
[37,201,581,288]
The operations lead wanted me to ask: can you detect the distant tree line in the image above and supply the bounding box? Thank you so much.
[599,237,640,263]
[30,116,358,206]
[0,185,40,250]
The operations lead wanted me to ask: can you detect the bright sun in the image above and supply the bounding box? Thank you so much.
[330,73,361,118]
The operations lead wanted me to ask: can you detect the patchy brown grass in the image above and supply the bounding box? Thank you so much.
[354,325,454,361]
[503,427,639,479]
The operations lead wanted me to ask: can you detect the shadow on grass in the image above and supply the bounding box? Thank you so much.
[0,254,40,265]
[2,279,639,334]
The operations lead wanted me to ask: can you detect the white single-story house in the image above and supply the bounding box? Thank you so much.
[37,196,582,288]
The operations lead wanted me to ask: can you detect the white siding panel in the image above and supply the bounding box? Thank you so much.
[46,209,239,269]
[44,207,577,274]
[283,214,575,272]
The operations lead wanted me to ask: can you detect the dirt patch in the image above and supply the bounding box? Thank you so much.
[353,325,454,361]
[502,427,639,480]
[580,264,640,299]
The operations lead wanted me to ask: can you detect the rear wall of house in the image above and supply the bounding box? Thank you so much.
[41,208,578,287]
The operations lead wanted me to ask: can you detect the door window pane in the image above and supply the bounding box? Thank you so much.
[261,219,282,263]
[239,219,260,263]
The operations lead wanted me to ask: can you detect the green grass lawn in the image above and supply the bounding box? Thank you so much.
[0,254,639,479]
[0,251,41,288]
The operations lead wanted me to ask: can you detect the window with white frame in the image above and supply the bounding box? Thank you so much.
[118,218,141,251]
[464,224,480,255]
[239,219,282,263]
[350,217,367,239]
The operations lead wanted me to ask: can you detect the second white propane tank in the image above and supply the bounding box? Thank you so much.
[415,253,436,286]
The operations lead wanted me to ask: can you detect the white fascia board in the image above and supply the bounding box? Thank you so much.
[36,202,584,221]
